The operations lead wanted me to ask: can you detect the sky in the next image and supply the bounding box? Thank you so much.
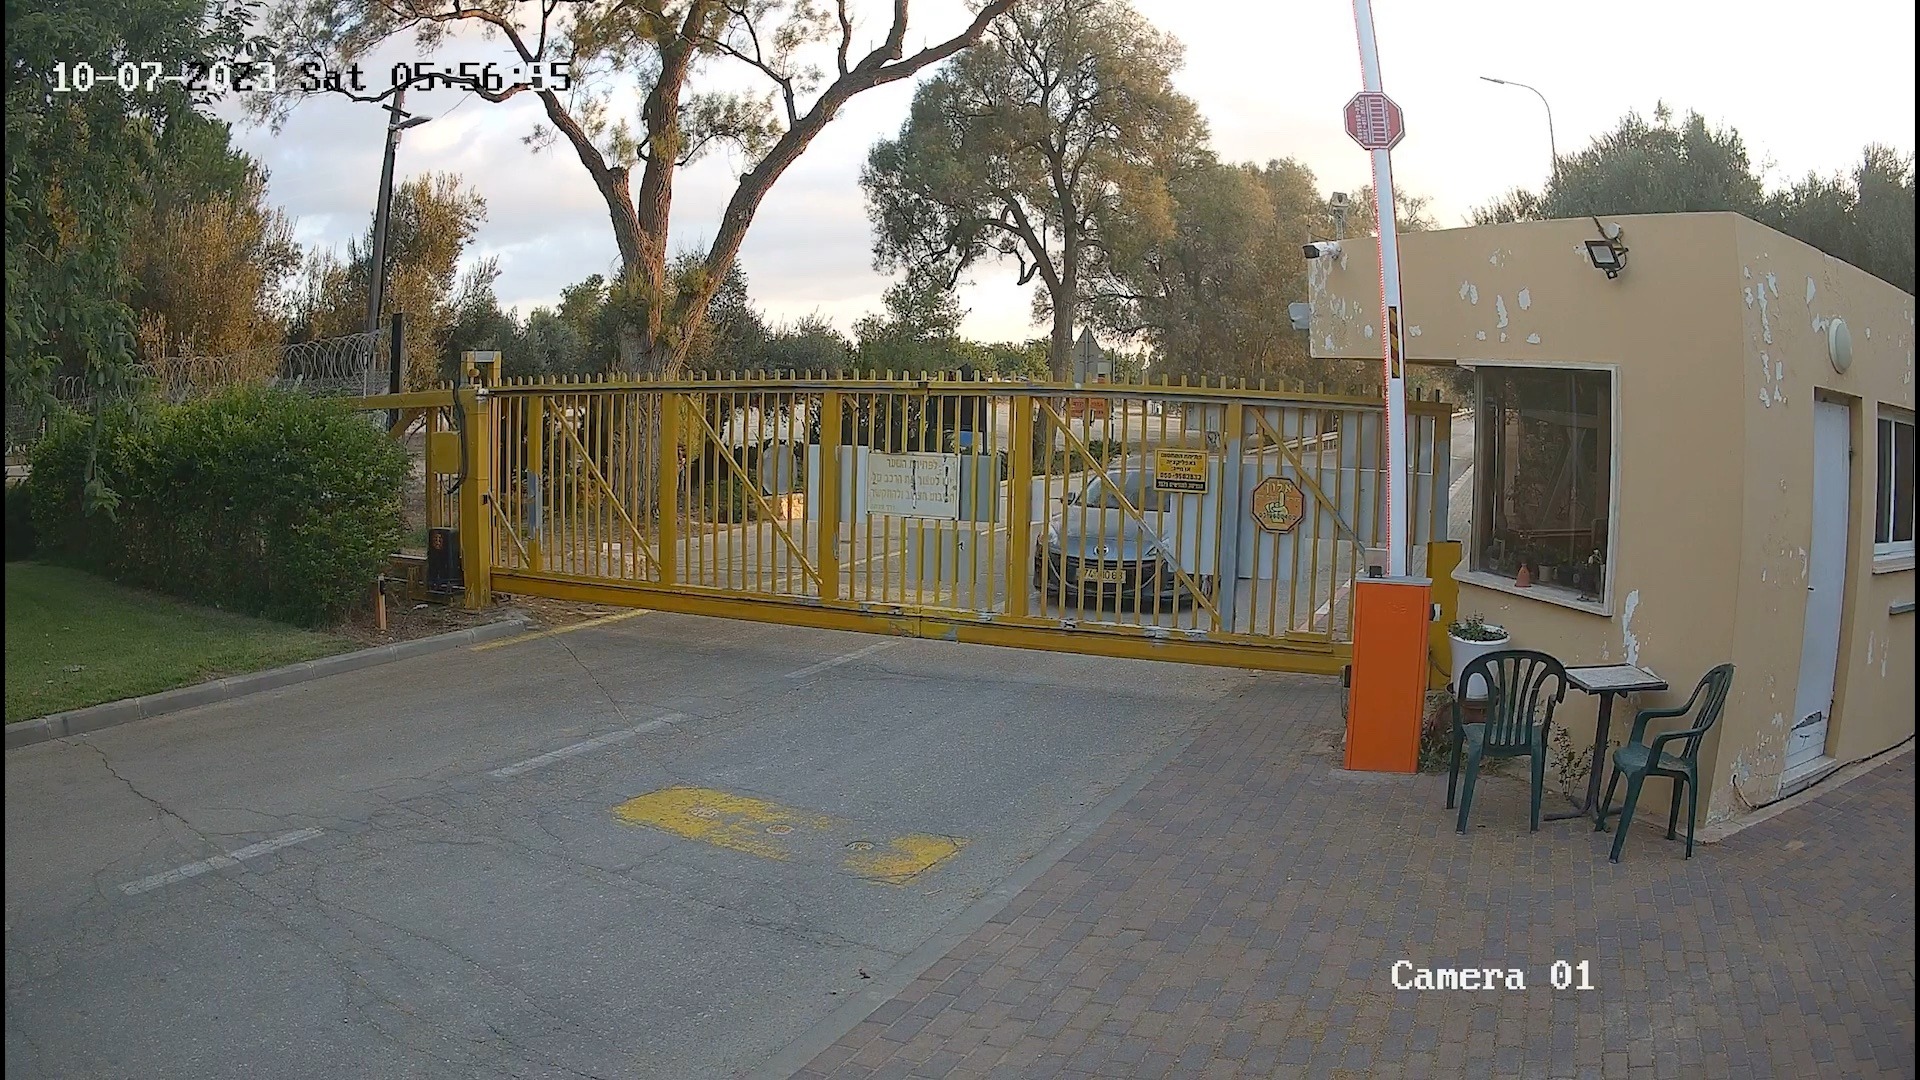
[229,0,1918,345]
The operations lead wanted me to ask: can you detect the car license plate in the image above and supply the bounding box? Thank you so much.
[1081,567,1125,584]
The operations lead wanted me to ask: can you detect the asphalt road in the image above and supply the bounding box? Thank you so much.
[1448,410,1474,543]
[4,613,1252,1080]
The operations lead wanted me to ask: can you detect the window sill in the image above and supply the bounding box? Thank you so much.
[1871,552,1914,574]
[1453,568,1614,617]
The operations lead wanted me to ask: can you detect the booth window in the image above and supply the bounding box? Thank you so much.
[1876,408,1916,562]
[1471,367,1615,603]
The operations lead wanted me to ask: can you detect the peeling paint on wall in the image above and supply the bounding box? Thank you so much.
[1744,287,1755,308]
[1408,325,1422,337]
[1518,288,1531,310]
[1758,282,1773,345]
[1526,333,1540,345]
[1324,335,1334,352]
[1499,332,1508,343]
[1364,324,1375,339]
[1459,280,1471,301]
[1806,276,1816,304]
[1621,590,1642,665]
[1476,331,1487,340]
[1495,295,1510,329]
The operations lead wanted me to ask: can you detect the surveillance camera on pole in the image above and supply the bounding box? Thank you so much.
[1303,240,1343,260]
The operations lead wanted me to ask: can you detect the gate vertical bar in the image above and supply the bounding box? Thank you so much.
[657,393,680,587]
[1006,394,1033,619]
[1214,401,1246,634]
[816,390,841,602]
[526,395,544,572]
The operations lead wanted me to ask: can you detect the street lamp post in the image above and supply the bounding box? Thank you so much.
[1479,76,1558,185]
[364,86,432,335]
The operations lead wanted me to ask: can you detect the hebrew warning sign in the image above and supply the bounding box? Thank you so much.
[866,451,961,519]
[1252,476,1305,534]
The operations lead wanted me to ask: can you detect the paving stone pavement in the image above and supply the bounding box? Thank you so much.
[794,674,1916,1080]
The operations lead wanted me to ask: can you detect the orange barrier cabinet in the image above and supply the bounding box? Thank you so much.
[1345,576,1433,773]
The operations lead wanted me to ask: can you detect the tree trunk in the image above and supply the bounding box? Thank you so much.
[1049,296,1074,382]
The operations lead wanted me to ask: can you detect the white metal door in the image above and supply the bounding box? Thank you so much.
[1789,400,1850,772]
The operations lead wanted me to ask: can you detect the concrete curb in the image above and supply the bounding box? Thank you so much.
[5,617,531,751]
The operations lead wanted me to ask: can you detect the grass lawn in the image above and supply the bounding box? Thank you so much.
[5,562,355,723]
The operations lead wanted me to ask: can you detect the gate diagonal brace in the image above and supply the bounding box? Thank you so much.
[687,402,821,588]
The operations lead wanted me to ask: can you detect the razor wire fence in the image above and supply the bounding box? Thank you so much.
[6,328,392,462]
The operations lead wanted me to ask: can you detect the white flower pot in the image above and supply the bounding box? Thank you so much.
[1449,629,1512,701]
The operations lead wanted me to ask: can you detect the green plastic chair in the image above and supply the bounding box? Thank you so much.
[1595,664,1736,862]
[1448,649,1569,834]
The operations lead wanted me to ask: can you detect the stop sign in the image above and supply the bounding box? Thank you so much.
[1344,91,1405,151]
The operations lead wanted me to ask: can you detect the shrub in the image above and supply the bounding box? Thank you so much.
[4,480,33,560]
[1448,613,1507,642]
[28,388,407,626]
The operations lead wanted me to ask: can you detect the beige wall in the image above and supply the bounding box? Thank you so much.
[1722,216,1915,811]
[1310,212,1915,821]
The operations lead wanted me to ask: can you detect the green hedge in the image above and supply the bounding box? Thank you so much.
[27,388,408,627]
[5,479,33,561]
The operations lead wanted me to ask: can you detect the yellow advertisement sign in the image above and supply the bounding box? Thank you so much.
[1153,448,1209,494]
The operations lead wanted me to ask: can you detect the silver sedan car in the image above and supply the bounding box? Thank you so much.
[1033,465,1214,607]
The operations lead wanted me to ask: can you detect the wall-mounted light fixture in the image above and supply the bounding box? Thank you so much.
[1584,218,1628,279]
[1827,317,1853,373]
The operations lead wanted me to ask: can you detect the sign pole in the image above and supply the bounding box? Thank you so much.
[1352,0,1409,578]
[1340,0,1427,774]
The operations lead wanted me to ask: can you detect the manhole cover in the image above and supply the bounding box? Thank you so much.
[845,840,874,851]
[766,824,793,836]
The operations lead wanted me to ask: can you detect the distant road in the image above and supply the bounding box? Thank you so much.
[1448,410,1473,542]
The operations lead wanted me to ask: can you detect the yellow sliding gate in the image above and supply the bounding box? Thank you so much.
[371,375,1452,673]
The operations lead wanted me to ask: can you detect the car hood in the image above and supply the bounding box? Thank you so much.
[1046,509,1168,561]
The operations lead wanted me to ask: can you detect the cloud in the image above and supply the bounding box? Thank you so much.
[228,0,1913,343]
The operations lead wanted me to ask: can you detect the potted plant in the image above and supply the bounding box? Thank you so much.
[1448,613,1511,700]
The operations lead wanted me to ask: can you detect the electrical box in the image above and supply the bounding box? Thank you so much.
[426,431,461,475]
[1345,576,1432,773]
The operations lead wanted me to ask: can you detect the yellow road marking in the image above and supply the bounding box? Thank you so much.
[613,786,833,860]
[473,609,651,651]
[610,785,967,885]
[843,834,968,885]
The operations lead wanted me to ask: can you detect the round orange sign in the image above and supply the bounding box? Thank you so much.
[1253,477,1305,534]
